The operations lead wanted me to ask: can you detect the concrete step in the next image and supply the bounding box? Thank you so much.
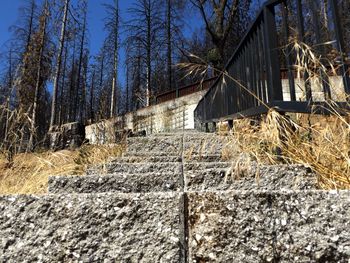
[124,132,235,160]
[110,155,182,163]
[187,190,350,262]
[48,172,181,194]
[87,156,182,175]
[123,151,182,157]
[150,130,199,136]
[184,161,231,170]
[52,162,315,194]
[126,136,183,156]
[0,192,184,262]
[86,162,182,176]
[184,163,316,191]
[184,154,226,162]
[121,151,225,161]
[183,133,237,161]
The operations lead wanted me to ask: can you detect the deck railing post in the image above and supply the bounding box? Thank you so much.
[329,0,350,97]
[205,123,209,133]
[228,120,233,130]
[309,0,332,100]
[296,0,312,102]
[263,4,283,102]
[281,0,296,101]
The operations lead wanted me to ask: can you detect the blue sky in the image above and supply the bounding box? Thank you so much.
[0,0,203,87]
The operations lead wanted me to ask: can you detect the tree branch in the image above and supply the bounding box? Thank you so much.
[190,0,218,40]
[222,0,239,42]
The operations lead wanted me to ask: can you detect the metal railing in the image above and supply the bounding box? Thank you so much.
[194,0,350,125]
[155,77,217,104]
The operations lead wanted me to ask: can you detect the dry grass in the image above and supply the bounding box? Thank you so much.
[232,109,350,189]
[0,144,124,195]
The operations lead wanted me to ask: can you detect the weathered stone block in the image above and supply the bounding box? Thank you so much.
[0,193,184,262]
[48,172,181,194]
[188,190,350,262]
[86,156,182,175]
[106,155,183,165]
[183,134,236,161]
[126,136,183,156]
[48,122,85,150]
[184,163,316,191]
[86,162,182,176]
[150,130,199,137]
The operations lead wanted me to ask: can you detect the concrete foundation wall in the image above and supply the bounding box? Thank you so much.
[282,76,346,101]
[85,90,206,144]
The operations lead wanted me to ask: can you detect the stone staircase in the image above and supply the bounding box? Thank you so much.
[1,130,350,262]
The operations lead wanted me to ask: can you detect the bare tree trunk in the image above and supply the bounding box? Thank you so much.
[4,104,10,147]
[28,0,49,151]
[166,0,172,91]
[110,0,120,118]
[99,53,105,90]
[25,0,36,55]
[20,0,35,92]
[126,62,129,112]
[4,95,11,144]
[68,39,76,123]
[146,0,152,107]
[59,42,68,125]
[90,69,95,122]
[136,48,142,109]
[4,50,13,143]
[98,50,105,120]
[110,48,118,117]
[76,0,87,122]
[81,54,88,123]
[49,0,69,131]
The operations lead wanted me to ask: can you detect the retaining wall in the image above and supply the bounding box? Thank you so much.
[85,90,206,144]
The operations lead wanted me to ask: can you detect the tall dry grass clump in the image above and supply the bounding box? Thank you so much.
[0,105,33,164]
[233,109,350,190]
[0,144,124,194]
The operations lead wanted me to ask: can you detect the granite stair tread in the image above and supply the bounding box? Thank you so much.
[48,172,181,193]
